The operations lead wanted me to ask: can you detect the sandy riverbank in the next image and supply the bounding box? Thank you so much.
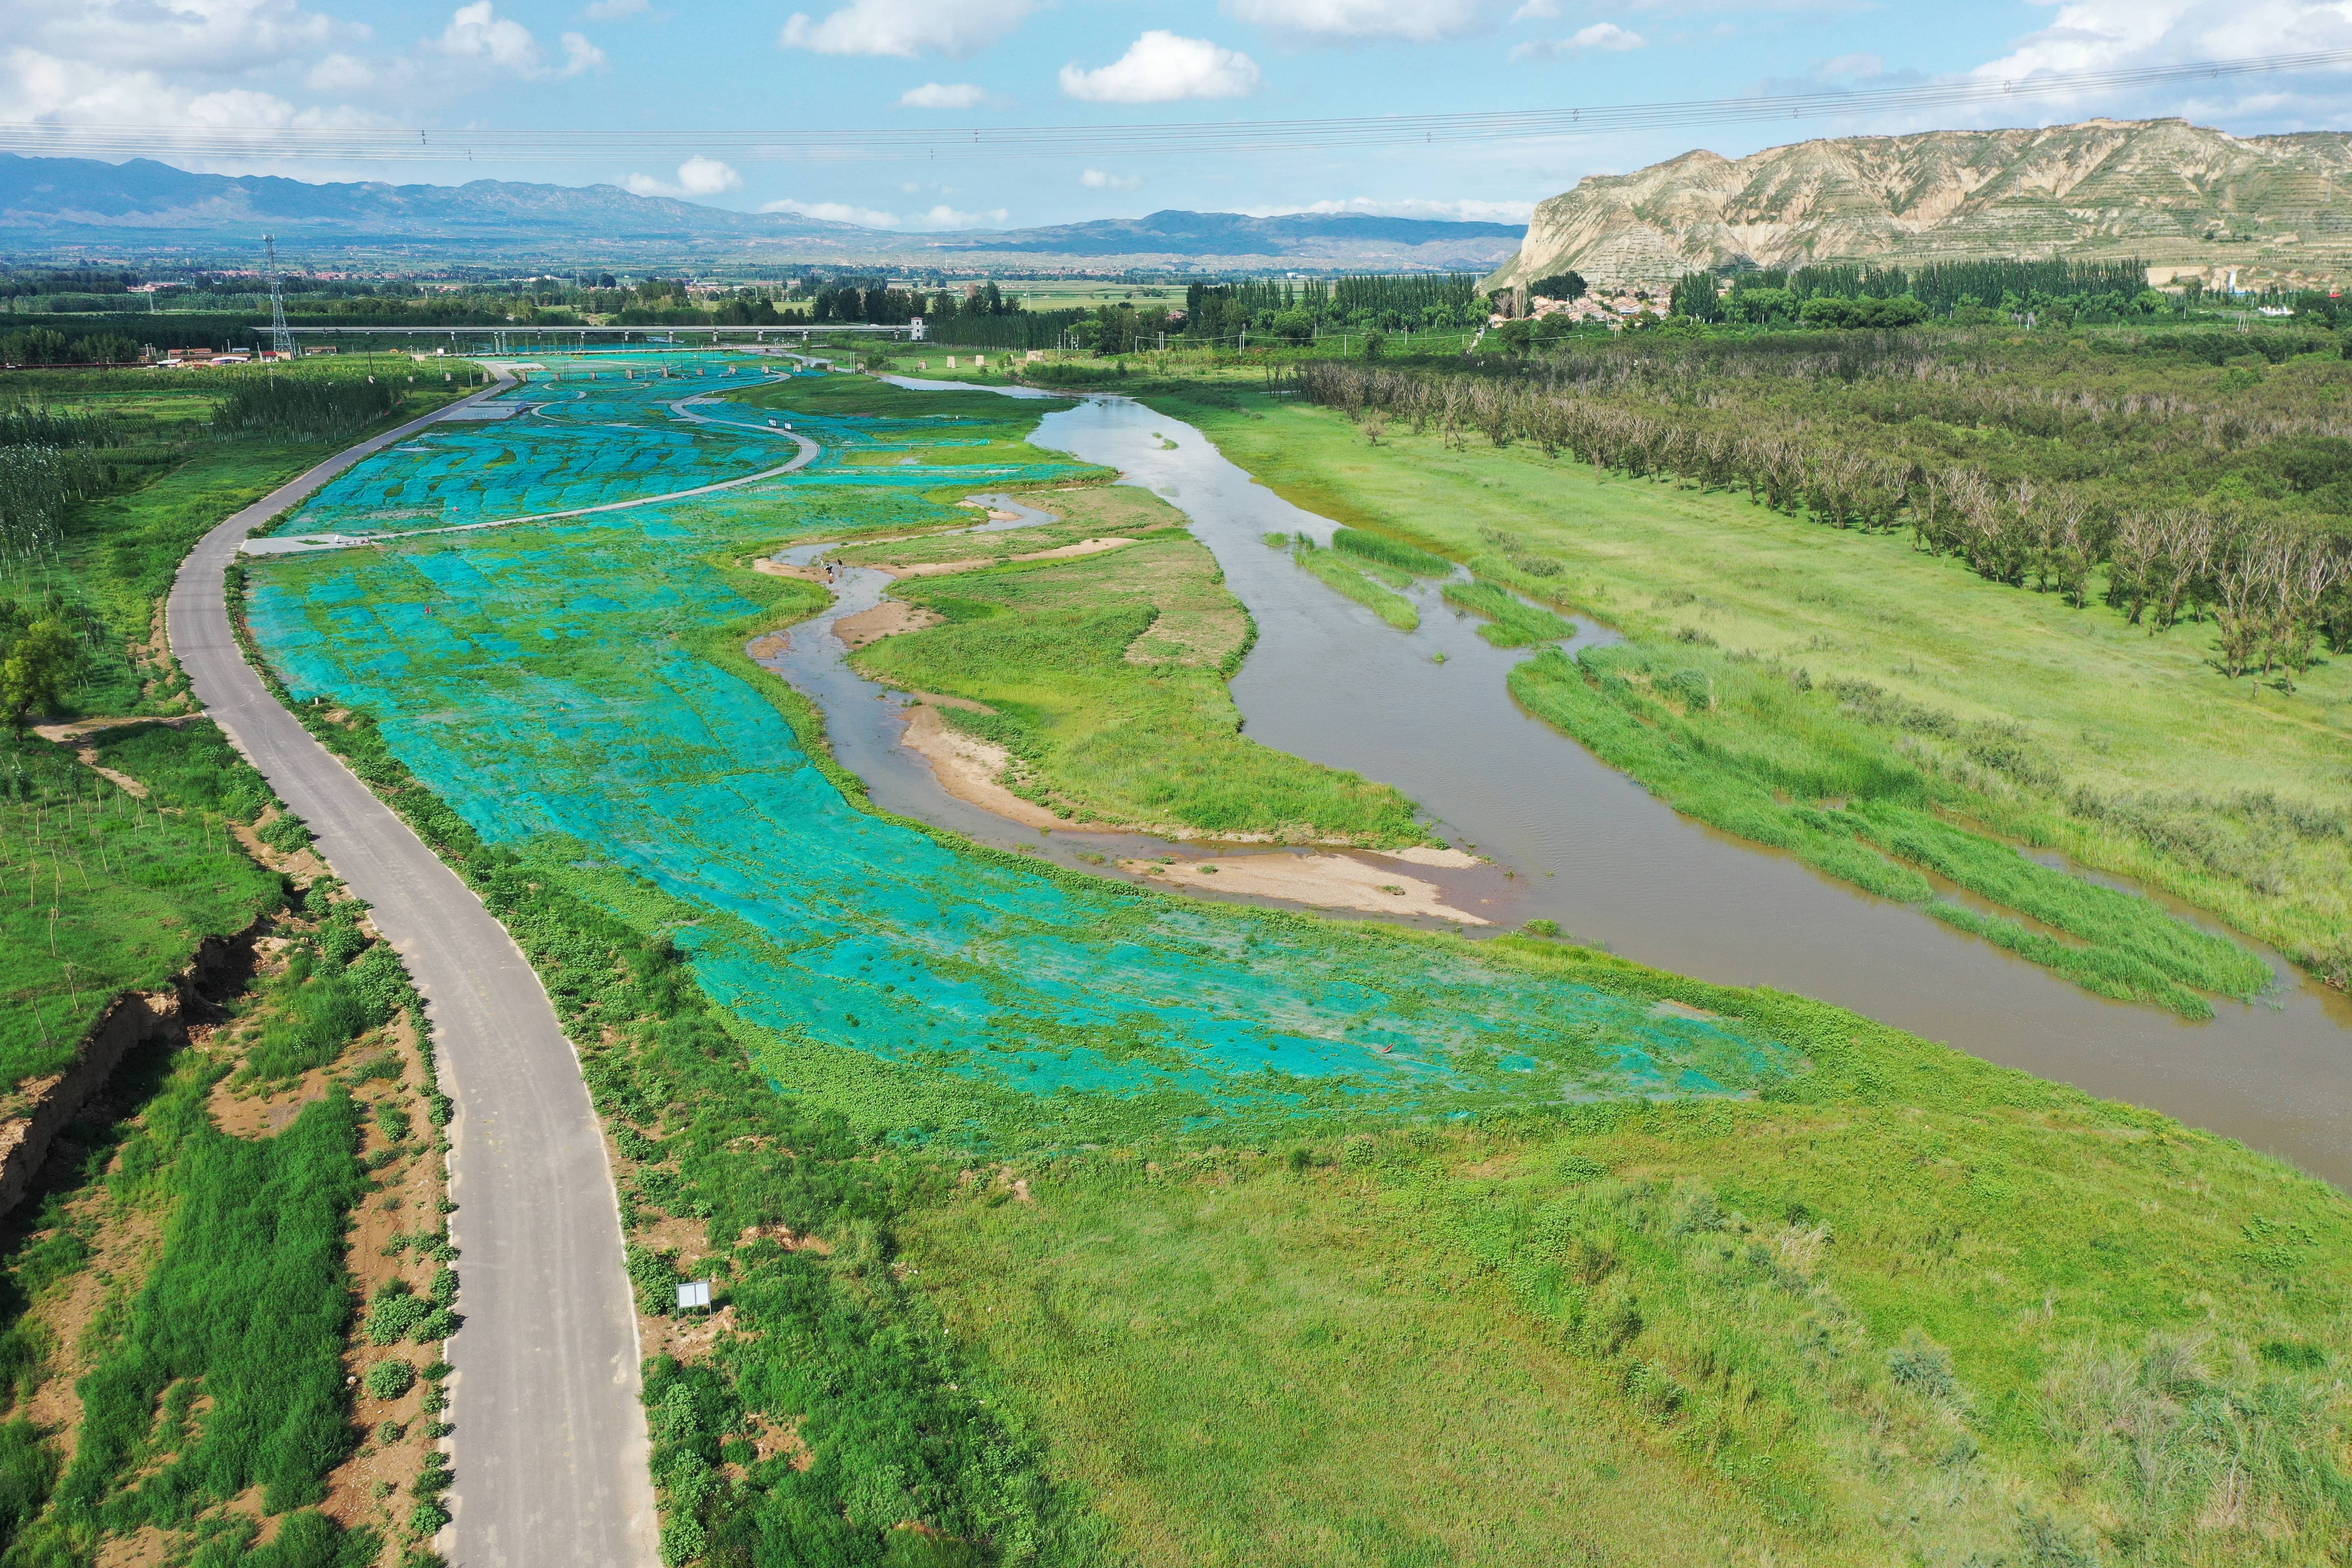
[1122,851,1489,925]
[882,536,1136,579]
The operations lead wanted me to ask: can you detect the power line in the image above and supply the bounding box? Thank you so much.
[2,49,2346,165]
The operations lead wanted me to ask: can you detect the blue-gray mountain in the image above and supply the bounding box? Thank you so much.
[0,155,1520,270]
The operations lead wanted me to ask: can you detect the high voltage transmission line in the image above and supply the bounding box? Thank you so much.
[2,50,2347,165]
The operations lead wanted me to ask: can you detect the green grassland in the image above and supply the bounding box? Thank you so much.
[0,725,285,1092]
[1147,387,2352,990]
[845,487,1430,845]
[905,1043,2352,1568]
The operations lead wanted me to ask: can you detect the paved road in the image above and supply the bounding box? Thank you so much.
[168,385,659,1566]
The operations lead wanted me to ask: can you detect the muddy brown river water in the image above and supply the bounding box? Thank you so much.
[789,383,2352,1189]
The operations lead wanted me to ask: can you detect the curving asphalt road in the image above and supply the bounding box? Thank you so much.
[167,383,660,1566]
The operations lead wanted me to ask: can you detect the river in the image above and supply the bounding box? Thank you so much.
[809,383,2352,1188]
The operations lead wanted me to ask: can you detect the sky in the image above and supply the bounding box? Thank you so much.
[8,0,2352,231]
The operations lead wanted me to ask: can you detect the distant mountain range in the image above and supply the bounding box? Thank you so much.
[1485,118,2352,294]
[0,155,1520,272]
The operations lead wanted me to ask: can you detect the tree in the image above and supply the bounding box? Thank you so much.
[1669,273,1724,323]
[1271,309,1316,345]
[1726,288,1796,325]
[0,617,77,730]
[1531,272,1587,302]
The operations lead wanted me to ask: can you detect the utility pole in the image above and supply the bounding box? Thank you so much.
[264,234,292,358]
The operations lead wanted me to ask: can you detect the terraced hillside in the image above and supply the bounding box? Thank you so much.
[1487,117,2352,292]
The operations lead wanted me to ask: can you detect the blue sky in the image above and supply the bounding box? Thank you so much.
[7,0,2352,230]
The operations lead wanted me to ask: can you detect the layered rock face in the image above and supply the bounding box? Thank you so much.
[1486,118,2352,292]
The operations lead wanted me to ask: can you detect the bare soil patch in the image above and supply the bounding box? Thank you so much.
[1124,852,1488,925]
[833,600,944,649]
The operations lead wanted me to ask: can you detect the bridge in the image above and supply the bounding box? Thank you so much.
[276,322,918,354]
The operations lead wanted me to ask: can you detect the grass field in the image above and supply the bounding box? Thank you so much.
[907,1037,2352,1567]
[846,486,1431,845]
[0,726,285,1090]
[1146,388,2352,988]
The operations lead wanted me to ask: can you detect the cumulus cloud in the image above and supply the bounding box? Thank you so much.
[1081,168,1142,189]
[304,51,378,92]
[1510,21,1644,59]
[916,203,1009,227]
[1243,195,1536,221]
[763,196,904,226]
[0,43,390,164]
[624,156,742,199]
[1060,31,1261,103]
[1973,0,2352,83]
[1220,0,1502,44]
[899,80,990,107]
[780,0,1035,58]
[427,3,603,79]
[0,0,357,76]
[1923,1,2352,134]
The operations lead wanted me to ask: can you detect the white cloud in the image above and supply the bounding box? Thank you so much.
[899,80,989,107]
[1943,2,2352,132]
[780,0,1035,58]
[1510,21,1644,58]
[0,43,390,164]
[0,0,358,76]
[917,203,1008,227]
[1974,0,2352,81]
[305,51,377,92]
[625,155,742,198]
[560,30,604,71]
[763,196,904,226]
[1220,0,1501,43]
[1241,196,1535,222]
[1060,31,1261,103]
[426,3,603,79]
[583,0,649,16]
[1081,168,1142,190]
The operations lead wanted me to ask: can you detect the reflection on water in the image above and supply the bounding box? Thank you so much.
[1004,394,2352,1190]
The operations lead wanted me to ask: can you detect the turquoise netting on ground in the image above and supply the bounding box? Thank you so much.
[246,352,1792,1140]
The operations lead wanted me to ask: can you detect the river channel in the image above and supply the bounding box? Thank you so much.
[789,383,2352,1189]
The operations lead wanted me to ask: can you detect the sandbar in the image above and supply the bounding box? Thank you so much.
[1122,852,1489,925]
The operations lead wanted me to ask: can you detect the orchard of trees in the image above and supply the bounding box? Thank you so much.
[1294,333,2352,689]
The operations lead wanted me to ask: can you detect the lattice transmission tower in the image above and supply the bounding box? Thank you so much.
[264,234,292,357]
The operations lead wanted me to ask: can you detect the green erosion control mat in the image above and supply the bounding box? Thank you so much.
[248,353,1792,1140]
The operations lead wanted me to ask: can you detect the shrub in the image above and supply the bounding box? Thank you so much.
[365,1359,417,1400]
[366,1285,430,1346]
